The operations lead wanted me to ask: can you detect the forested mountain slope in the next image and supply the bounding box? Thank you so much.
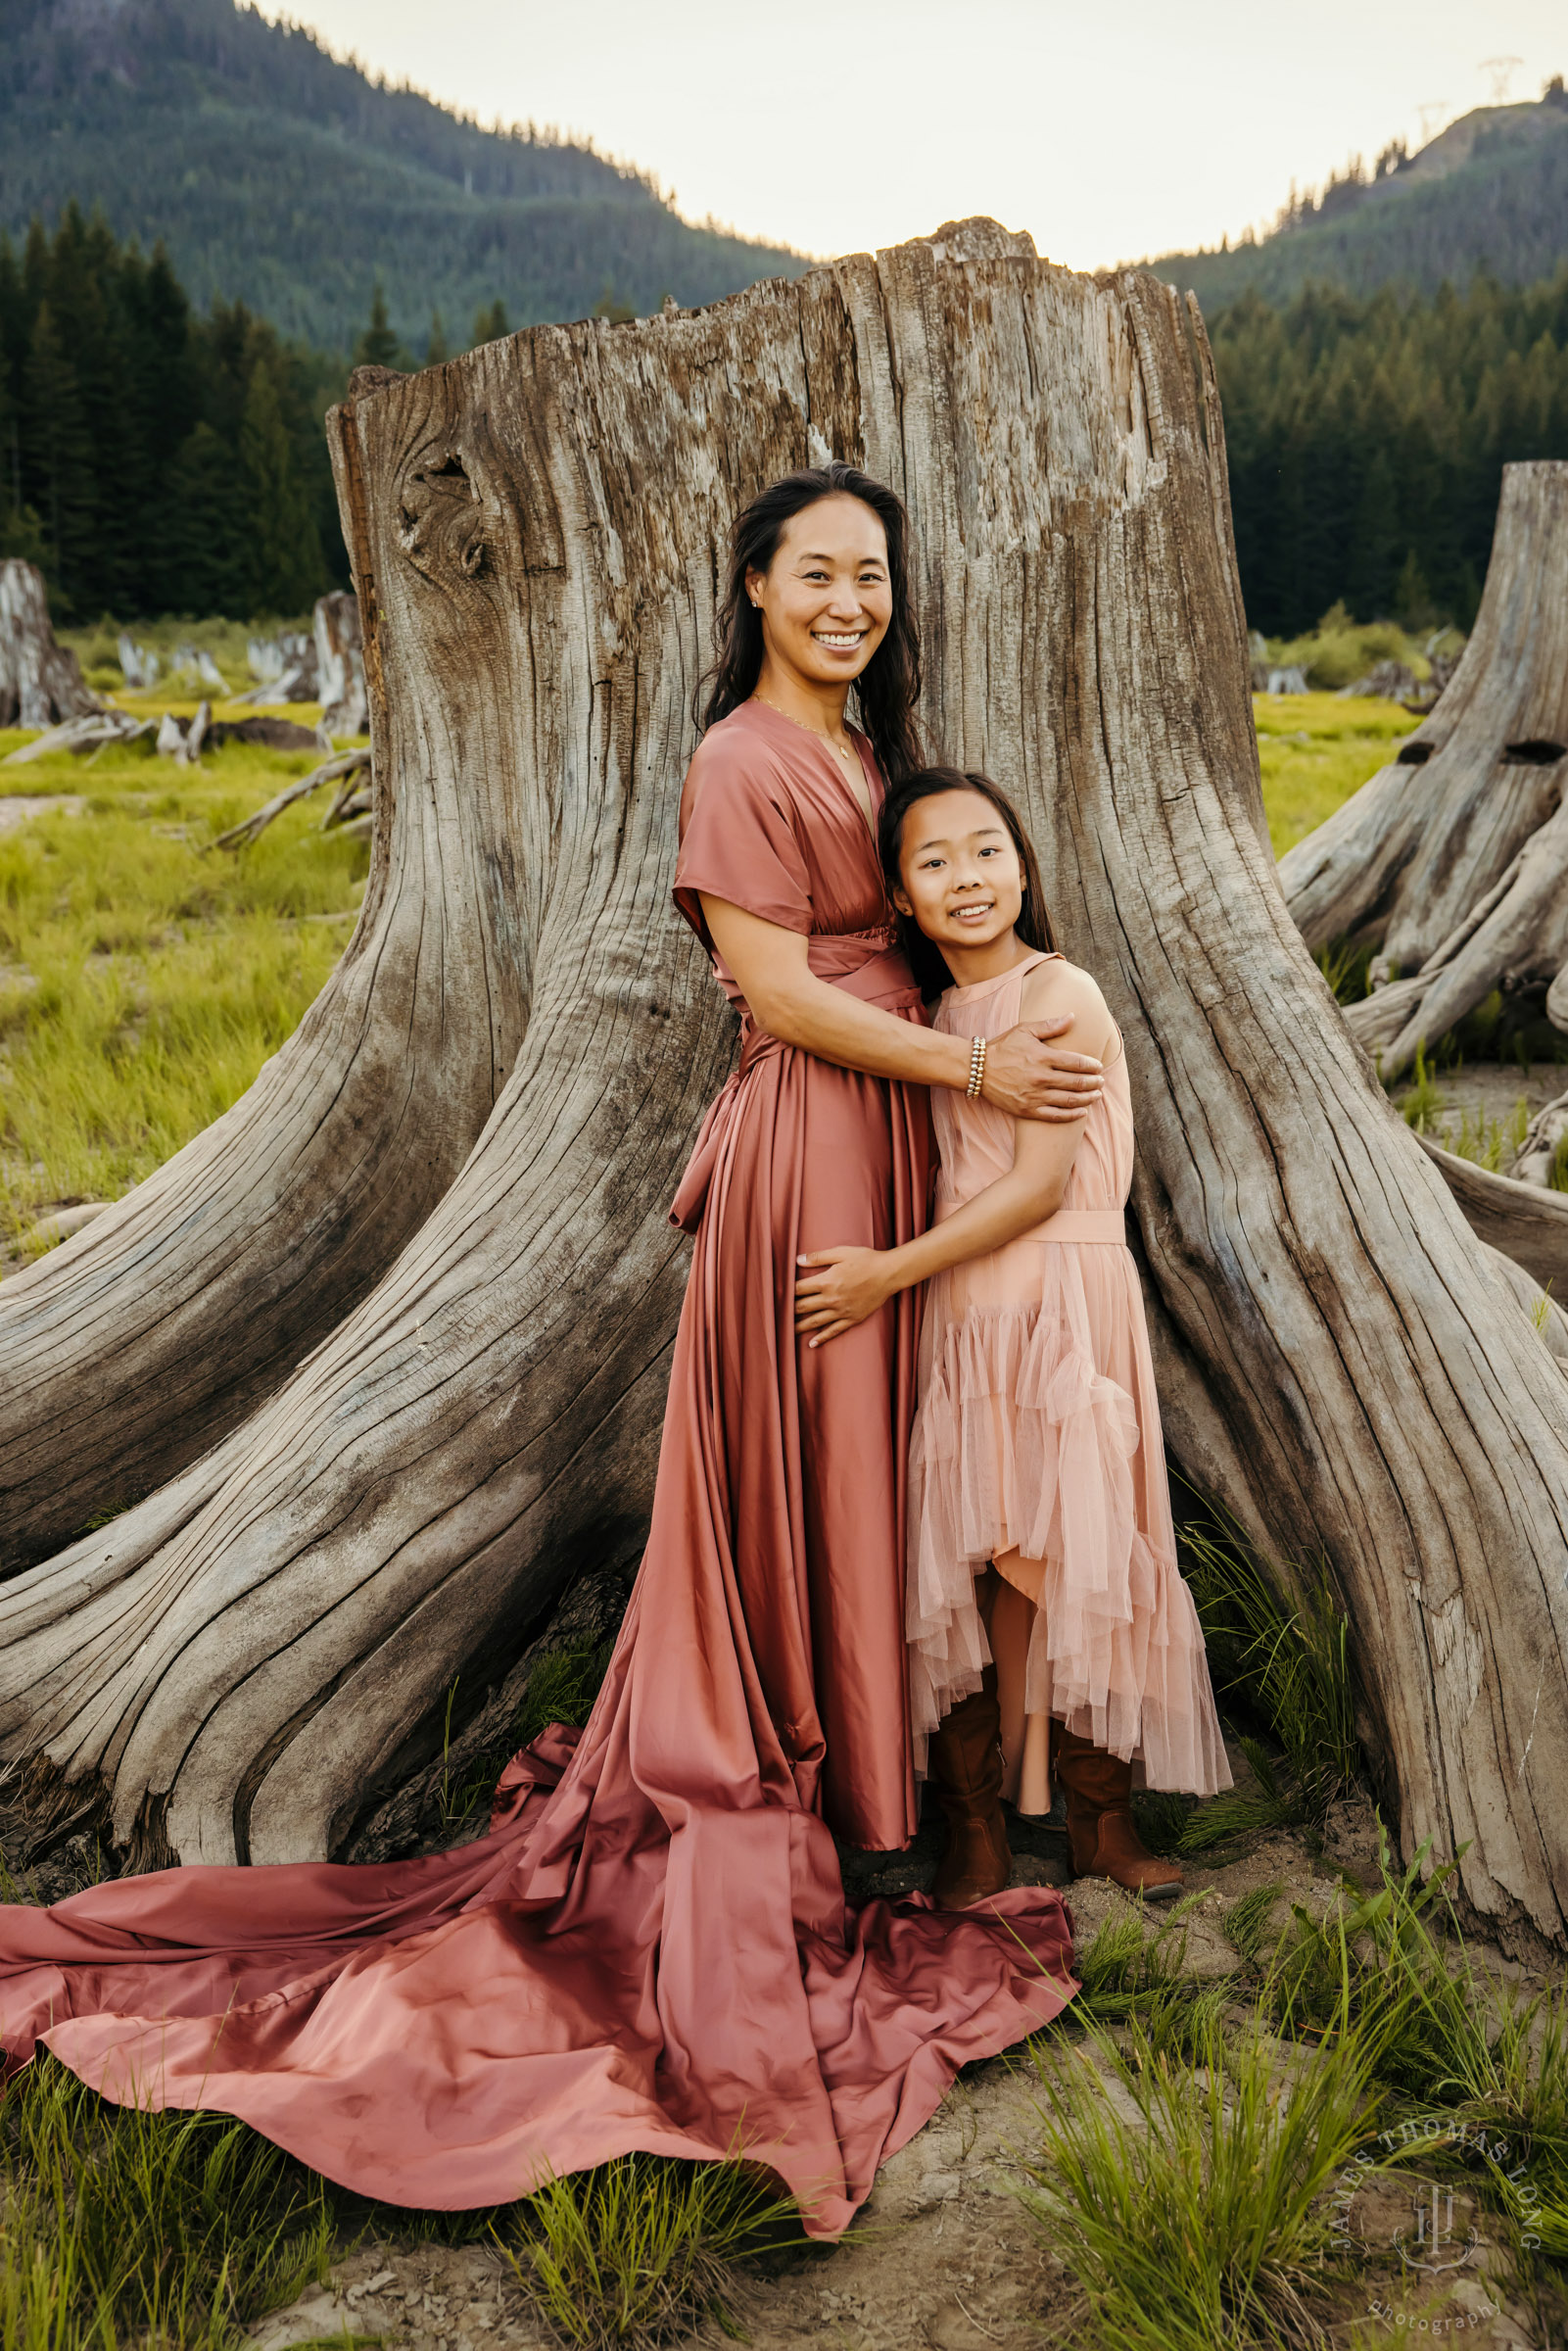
[0,0,806,351]
[1211,270,1568,635]
[1154,87,1568,312]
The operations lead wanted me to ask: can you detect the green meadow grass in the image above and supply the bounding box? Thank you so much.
[0,720,365,1241]
[1255,693,1420,857]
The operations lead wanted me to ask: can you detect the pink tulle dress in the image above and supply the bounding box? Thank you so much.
[907,950,1231,1813]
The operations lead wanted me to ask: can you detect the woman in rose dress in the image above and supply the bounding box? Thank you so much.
[0,464,1098,2237]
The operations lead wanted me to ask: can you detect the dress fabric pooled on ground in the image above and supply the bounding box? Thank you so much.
[0,700,1074,2238]
[908,950,1231,1803]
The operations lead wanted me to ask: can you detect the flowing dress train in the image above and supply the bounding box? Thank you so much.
[0,701,1074,2238]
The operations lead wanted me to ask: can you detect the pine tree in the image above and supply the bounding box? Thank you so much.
[240,357,325,617]
[426,310,449,364]
[471,298,508,347]
[354,280,403,370]
[21,300,93,610]
[160,421,250,616]
[1394,550,1437,630]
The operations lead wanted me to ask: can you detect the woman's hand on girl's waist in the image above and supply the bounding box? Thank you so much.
[793,1248,898,1349]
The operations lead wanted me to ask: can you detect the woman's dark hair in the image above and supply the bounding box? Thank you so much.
[878,766,1057,1000]
[699,463,924,785]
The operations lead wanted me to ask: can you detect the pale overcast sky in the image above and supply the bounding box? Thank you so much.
[264,1,1565,269]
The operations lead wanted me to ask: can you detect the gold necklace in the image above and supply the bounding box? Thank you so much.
[753,692,857,766]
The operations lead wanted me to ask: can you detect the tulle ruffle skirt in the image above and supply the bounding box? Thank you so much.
[907,1239,1230,1798]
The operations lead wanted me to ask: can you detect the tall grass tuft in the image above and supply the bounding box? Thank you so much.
[1178,1526,1359,1852]
[438,1642,616,1830]
[1019,1980,1380,2348]
[1398,1043,1445,1133]
[1072,1893,1210,2024]
[0,2051,332,2349]
[1314,937,1373,1006]
[497,2154,798,2350]
[1025,1844,1568,2339]
[514,1644,613,1750]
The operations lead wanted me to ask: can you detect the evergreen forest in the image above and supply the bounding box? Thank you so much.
[0,206,348,621]
[1212,267,1568,635]
[5,209,1568,635]
[1154,84,1568,312]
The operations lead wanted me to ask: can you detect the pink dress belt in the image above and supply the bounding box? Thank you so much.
[933,1202,1127,1245]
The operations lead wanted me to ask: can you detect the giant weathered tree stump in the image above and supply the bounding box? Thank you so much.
[1281,462,1568,1083]
[4,227,1568,1948]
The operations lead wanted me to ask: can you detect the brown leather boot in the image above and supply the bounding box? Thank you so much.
[929,1671,1012,1909]
[1053,1725,1182,1899]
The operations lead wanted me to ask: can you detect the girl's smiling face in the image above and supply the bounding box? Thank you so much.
[892,787,1025,955]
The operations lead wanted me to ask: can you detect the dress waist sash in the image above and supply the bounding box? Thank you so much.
[670,935,922,1235]
[933,1200,1127,1245]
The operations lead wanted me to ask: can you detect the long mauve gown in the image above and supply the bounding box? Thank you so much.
[0,699,1074,2237]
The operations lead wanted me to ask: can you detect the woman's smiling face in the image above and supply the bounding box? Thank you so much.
[746,494,892,690]
[893,788,1025,953]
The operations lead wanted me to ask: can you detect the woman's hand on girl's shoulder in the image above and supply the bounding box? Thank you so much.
[982,963,1112,1122]
[1016,960,1117,1069]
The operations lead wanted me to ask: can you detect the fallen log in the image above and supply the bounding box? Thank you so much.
[211,747,371,851]
[1418,1131,1568,1294]
[2,710,149,764]
[206,717,325,752]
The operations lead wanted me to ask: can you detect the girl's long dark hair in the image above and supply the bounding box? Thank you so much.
[699,463,925,785]
[878,767,1058,1000]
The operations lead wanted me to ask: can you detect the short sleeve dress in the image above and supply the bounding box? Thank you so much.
[665,696,936,1848]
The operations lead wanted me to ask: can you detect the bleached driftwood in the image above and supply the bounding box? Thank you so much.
[2,710,150,765]
[118,636,160,690]
[211,746,371,851]
[234,631,317,704]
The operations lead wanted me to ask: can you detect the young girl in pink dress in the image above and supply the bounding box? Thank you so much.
[794,767,1230,1907]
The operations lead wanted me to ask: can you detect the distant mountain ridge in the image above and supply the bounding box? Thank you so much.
[0,0,807,350]
[1153,86,1568,313]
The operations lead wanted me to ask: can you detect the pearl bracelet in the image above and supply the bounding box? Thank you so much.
[966,1035,986,1099]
